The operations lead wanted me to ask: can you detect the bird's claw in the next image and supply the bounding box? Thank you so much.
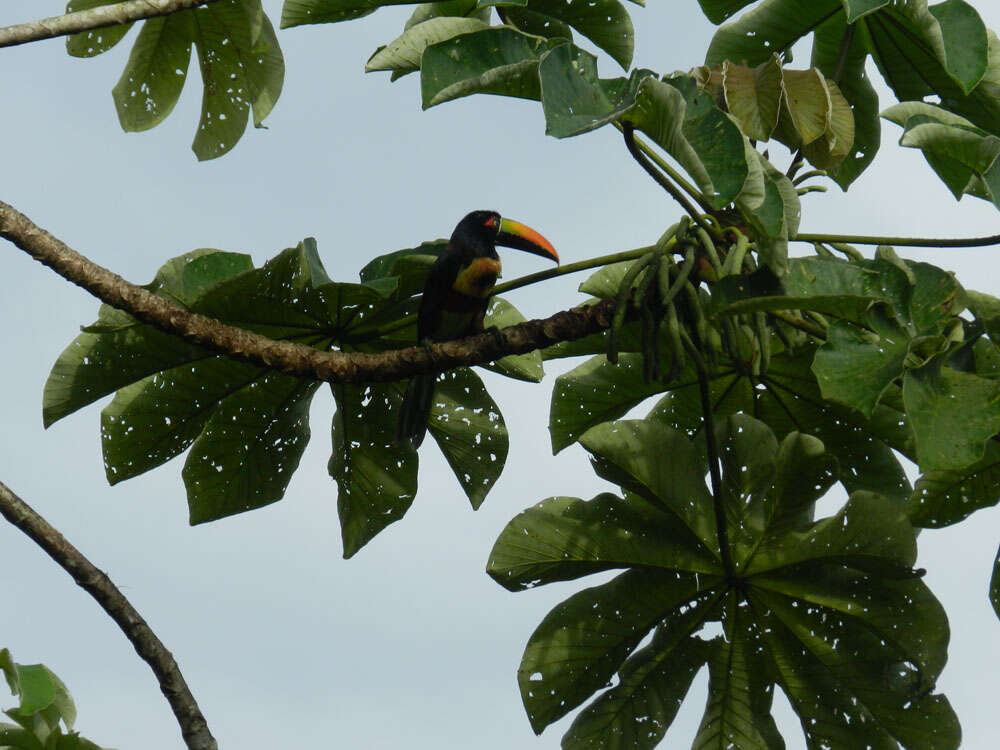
[484,325,506,349]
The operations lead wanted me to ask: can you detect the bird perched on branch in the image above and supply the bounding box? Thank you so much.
[396,210,559,448]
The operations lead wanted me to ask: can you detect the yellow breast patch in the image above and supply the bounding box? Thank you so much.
[453,257,502,298]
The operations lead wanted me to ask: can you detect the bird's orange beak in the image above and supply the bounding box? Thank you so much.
[497,218,559,264]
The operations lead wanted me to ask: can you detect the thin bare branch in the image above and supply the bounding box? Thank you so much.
[0,479,217,750]
[0,199,617,384]
[0,0,219,49]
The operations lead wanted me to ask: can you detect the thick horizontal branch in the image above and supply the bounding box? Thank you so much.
[0,0,219,49]
[0,199,616,384]
[0,479,216,750]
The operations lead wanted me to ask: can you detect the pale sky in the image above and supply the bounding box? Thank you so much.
[2,2,1000,748]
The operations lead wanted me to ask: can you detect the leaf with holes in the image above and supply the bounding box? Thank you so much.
[109,0,283,160]
[331,383,418,558]
[65,0,134,57]
[491,414,956,747]
[420,27,557,108]
[46,239,399,526]
[909,440,1000,527]
[426,367,508,509]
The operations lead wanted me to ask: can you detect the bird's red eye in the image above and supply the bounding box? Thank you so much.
[484,216,498,229]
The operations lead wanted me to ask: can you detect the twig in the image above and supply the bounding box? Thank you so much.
[0,0,220,49]
[0,199,619,384]
[621,123,716,234]
[792,231,1000,248]
[0,480,216,750]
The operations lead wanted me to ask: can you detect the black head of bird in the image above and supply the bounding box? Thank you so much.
[449,209,560,265]
[396,210,559,448]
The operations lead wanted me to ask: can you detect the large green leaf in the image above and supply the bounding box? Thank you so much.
[908,440,1000,527]
[366,17,489,77]
[487,492,721,592]
[110,0,283,159]
[492,416,955,747]
[549,353,673,453]
[65,1,134,57]
[692,599,784,750]
[0,651,109,749]
[538,55,751,208]
[579,419,721,555]
[282,0,422,26]
[715,254,968,423]
[481,298,545,382]
[696,0,759,25]
[705,0,843,70]
[538,44,650,138]
[562,626,709,750]
[518,569,718,733]
[884,101,1000,208]
[649,346,914,504]
[46,240,408,531]
[420,27,555,108]
[521,0,633,70]
[330,383,417,558]
[866,0,988,100]
[183,375,320,523]
[44,249,252,427]
[812,12,881,187]
[706,0,998,140]
[426,368,508,509]
[904,354,1000,471]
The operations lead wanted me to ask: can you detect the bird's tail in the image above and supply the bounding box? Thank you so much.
[396,373,436,448]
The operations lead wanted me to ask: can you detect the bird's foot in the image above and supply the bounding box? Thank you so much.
[420,337,442,368]
[484,325,506,349]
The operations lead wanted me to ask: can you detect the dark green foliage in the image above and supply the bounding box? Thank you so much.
[490,415,958,748]
[66,0,284,160]
[0,649,111,749]
[41,1,1000,747]
[45,239,532,555]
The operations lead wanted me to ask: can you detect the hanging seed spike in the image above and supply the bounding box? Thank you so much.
[640,302,658,383]
[608,251,658,364]
[813,242,834,258]
[664,299,684,383]
[792,168,827,186]
[721,230,749,277]
[754,311,770,377]
[661,242,697,308]
[658,216,690,249]
[681,281,712,366]
[830,242,864,262]
[771,314,794,350]
[634,259,659,311]
[698,212,725,242]
[721,317,748,376]
[695,227,724,277]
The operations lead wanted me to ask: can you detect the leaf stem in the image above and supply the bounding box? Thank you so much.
[793,231,1000,248]
[684,337,734,577]
[769,310,827,340]
[621,123,717,234]
[491,244,658,296]
[612,122,714,214]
